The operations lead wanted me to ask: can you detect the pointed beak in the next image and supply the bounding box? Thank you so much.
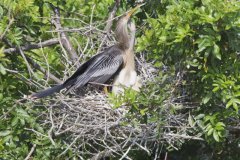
[126,3,145,18]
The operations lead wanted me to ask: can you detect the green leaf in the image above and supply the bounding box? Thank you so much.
[0,6,3,17]
[0,130,12,137]
[195,114,205,120]
[202,93,212,104]
[215,122,225,127]
[213,130,220,142]
[212,86,219,92]
[3,135,13,143]
[226,99,233,109]
[232,102,238,112]
[213,44,221,60]
[205,124,212,131]
[215,125,224,131]
[207,128,214,136]
[0,93,3,100]
[0,64,6,75]
[188,114,195,127]
[11,117,19,127]
[140,108,148,116]
[234,98,240,105]
[16,108,29,118]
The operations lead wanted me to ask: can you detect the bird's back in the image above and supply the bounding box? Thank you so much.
[63,45,124,91]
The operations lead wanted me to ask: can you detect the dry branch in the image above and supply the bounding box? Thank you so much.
[97,0,120,52]
[104,0,120,34]
[25,56,62,84]
[18,47,34,77]
[50,4,79,64]
[4,38,59,54]
[24,144,36,160]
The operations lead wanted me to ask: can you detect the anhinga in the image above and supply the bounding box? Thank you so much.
[31,5,141,99]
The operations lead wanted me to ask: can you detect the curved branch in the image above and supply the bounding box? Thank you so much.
[4,38,59,54]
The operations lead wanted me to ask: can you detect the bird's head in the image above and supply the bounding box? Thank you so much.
[121,4,143,23]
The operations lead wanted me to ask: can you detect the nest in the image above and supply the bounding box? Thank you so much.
[31,53,164,159]
[26,54,203,159]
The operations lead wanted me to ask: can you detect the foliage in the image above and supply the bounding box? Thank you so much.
[0,0,115,159]
[0,0,240,159]
[138,0,240,154]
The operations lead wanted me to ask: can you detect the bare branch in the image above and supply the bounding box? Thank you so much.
[24,144,36,160]
[164,133,204,141]
[50,4,79,64]
[104,0,120,34]
[18,47,34,77]
[4,38,59,54]
[25,56,62,84]
[97,0,120,53]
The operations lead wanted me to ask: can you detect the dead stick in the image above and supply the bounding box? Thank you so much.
[24,144,36,160]
[4,38,59,54]
[97,0,120,53]
[104,0,120,34]
[50,4,79,64]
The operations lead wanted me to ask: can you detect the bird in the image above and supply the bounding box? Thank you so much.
[112,18,141,94]
[30,5,142,99]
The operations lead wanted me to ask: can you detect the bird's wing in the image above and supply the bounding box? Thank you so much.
[64,46,124,90]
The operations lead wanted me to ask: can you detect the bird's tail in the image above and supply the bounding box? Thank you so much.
[30,84,65,99]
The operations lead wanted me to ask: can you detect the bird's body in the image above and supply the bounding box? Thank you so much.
[31,5,141,99]
[112,45,137,93]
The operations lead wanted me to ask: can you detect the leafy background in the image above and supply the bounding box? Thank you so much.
[0,0,240,159]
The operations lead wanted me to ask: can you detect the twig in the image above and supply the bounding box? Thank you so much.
[164,152,168,160]
[5,59,61,95]
[18,47,34,77]
[25,56,62,84]
[4,38,59,54]
[104,0,120,34]
[24,144,36,160]
[97,0,120,52]
[48,107,56,146]
[50,4,79,64]
[24,128,48,138]
[134,142,151,155]
[119,145,132,160]
[164,133,204,141]
[58,133,82,157]
[0,18,14,40]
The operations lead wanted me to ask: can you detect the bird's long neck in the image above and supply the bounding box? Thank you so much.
[128,22,136,51]
[115,19,129,50]
[115,17,136,69]
[125,22,136,69]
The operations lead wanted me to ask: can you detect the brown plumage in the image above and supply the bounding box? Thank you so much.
[30,5,141,98]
